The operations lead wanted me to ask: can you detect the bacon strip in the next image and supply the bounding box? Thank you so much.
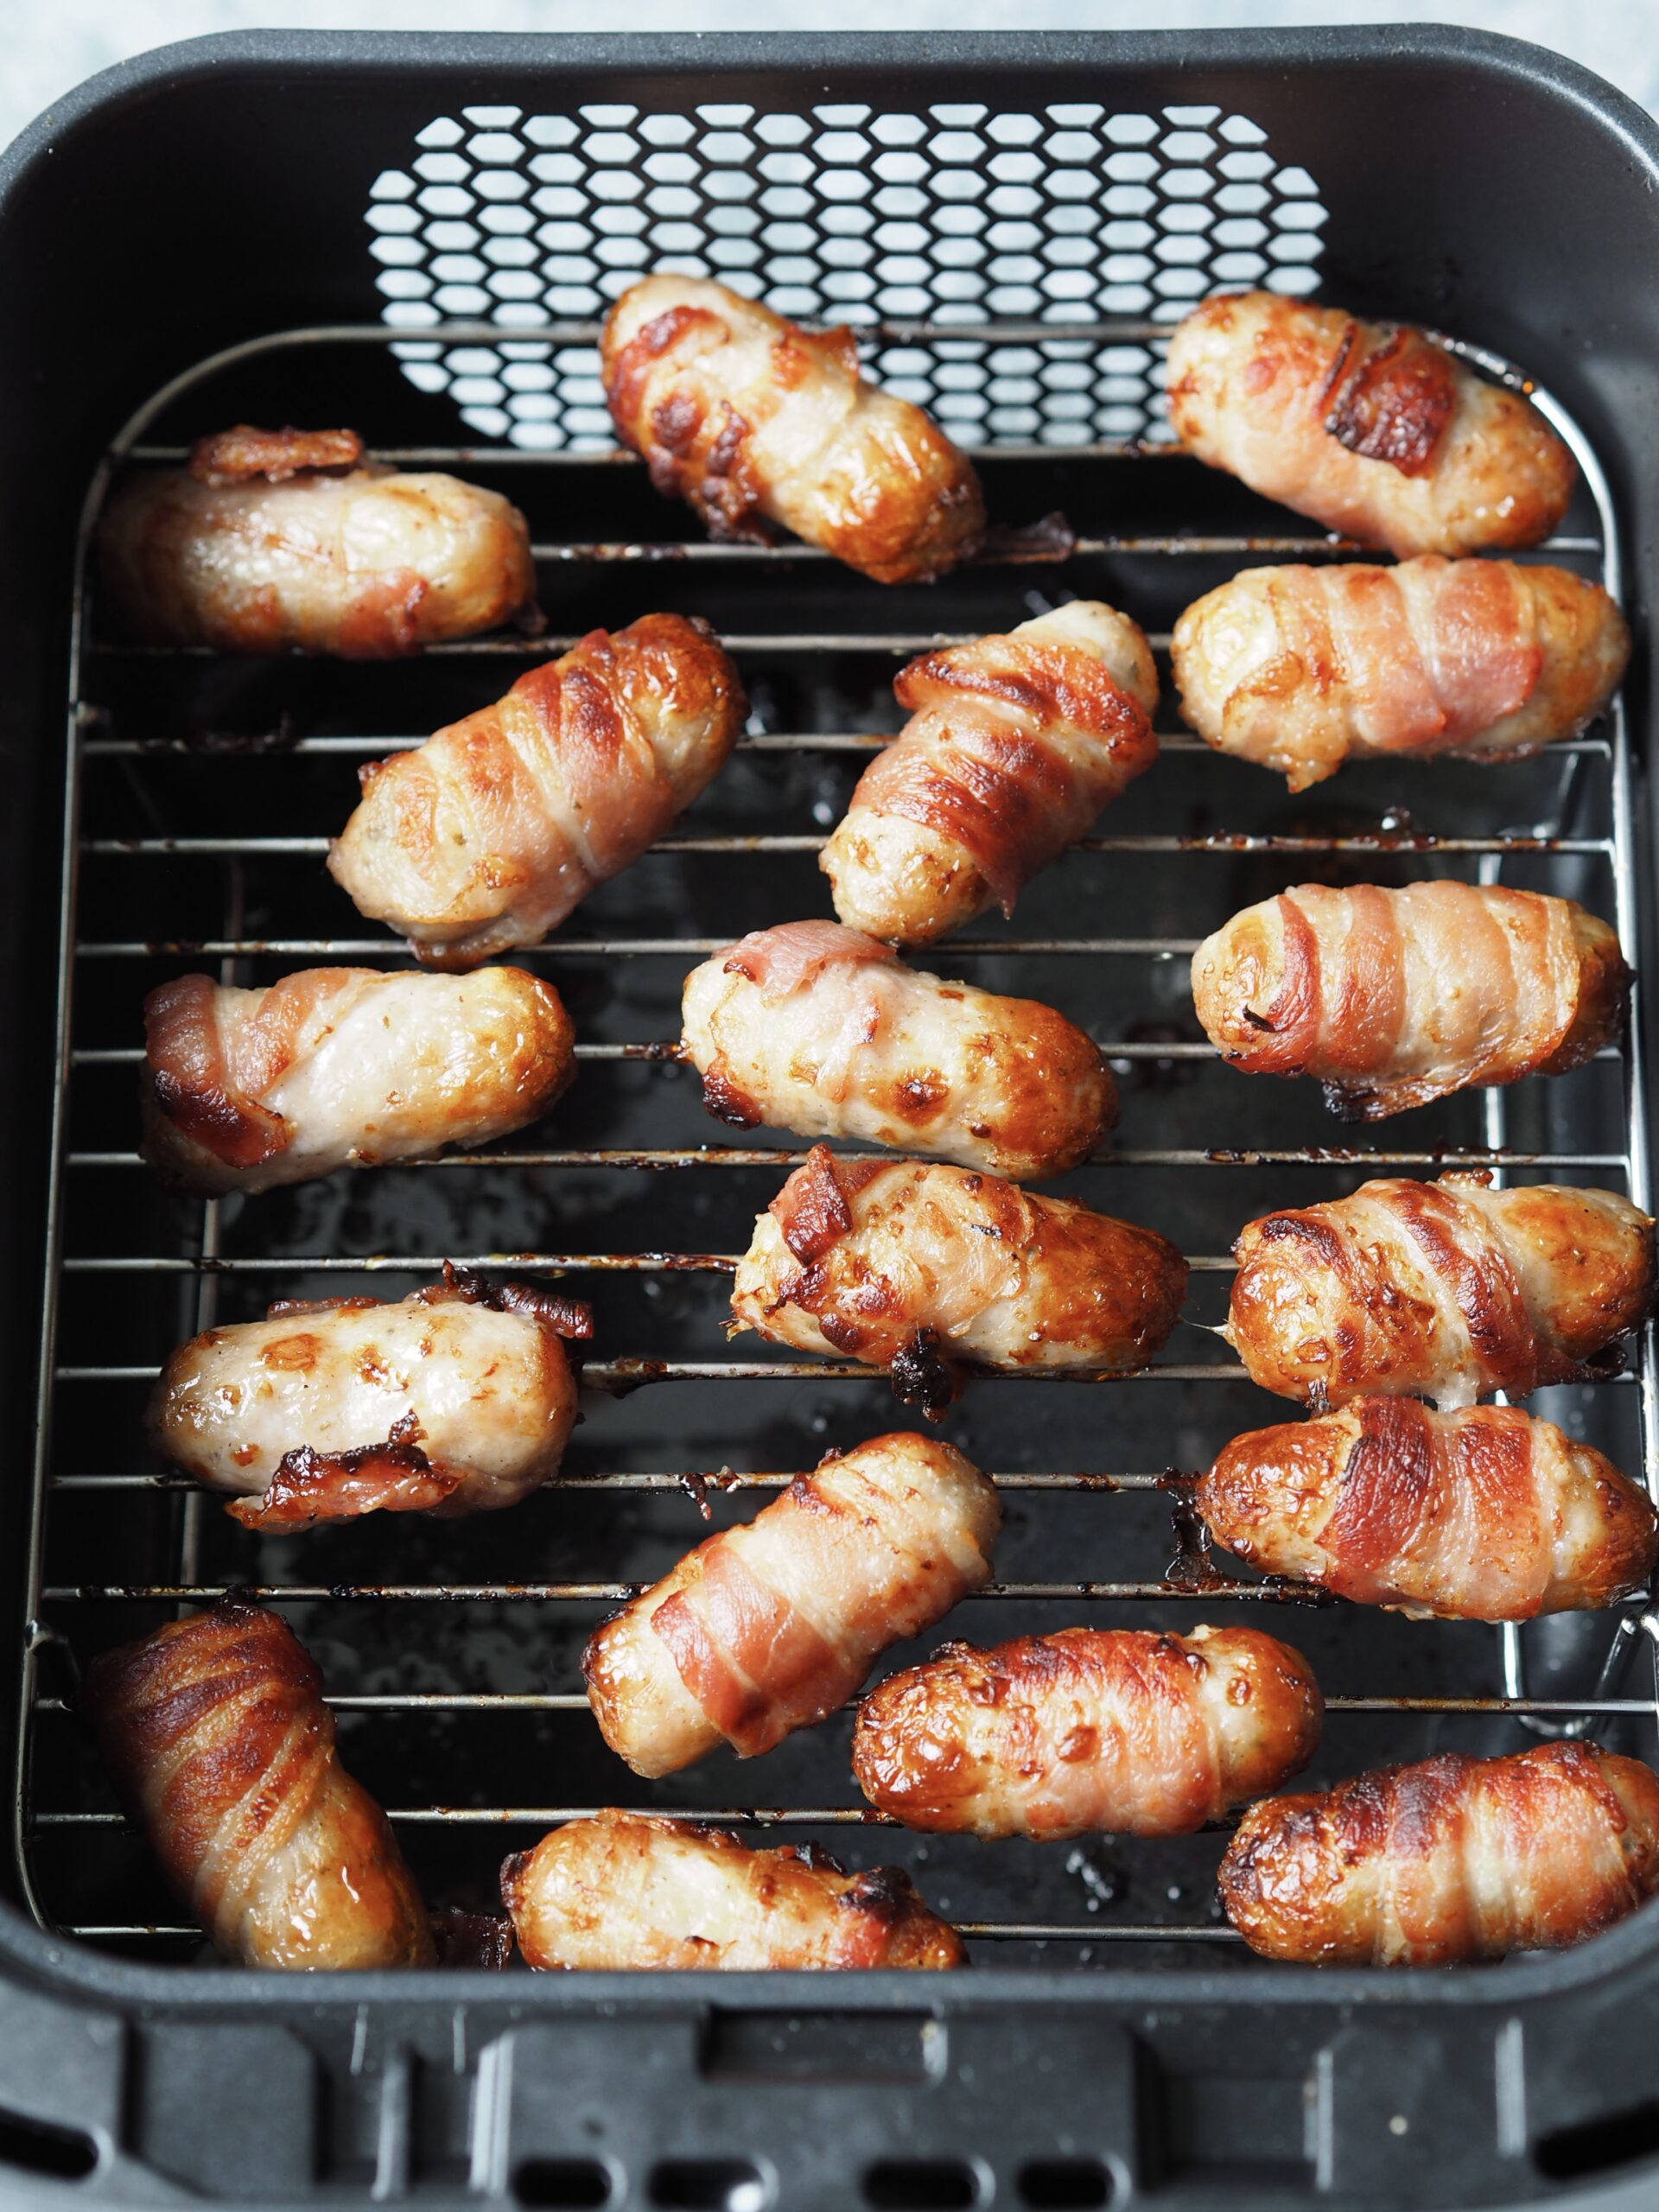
[1228,1173,1652,1409]
[651,1545,842,1758]
[582,1433,1001,1777]
[1322,324,1459,475]
[327,613,746,966]
[719,918,899,1000]
[80,1603,432,1968]
[226,1415,465,1533]
[1191,880,1629,1119]
[1198,1397,1658,1618]
[189,426,364,485]
[601,275,984,583]
[144,974,289,1168]
[1221,1743,1659,1965]
[853,1625,1322,1840]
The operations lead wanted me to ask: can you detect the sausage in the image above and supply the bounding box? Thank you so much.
[1220,1743,1659,1965]
[149,1267,591,1531]
[819,602,1159,944]
[1227,1172,1654,1409]
[729,1147,1188,1411]
[81,1601,432,1967]
[1165,292,1574,558]
[852,1625,1322,1841]
[681,920,1114,1178]
[327,613,746,968]
[601,275,984,582]
[1198,1397,1658,1619]
[501,1810,964,1970]
[583,1432,1000,1777]
[1190,880,1629,1120]
[1172,558,1627,791]
[98,426,536,655]
[141,966,575,1195]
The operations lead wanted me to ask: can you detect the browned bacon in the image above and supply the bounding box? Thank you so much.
[327,613,746,966]
[81,1602,432,1968]
[601,276,984,582]
[1173,558,1628,790]
[1198,1397,1658,1619]
[141,965,575,1193]
[821,602,1159,944]
[853,1626,1322,1840]
[1191,880,1629,1119]
[1227,1173,1654,1408]
[1221,1744,1659,1965]
[1166,292,1574,557]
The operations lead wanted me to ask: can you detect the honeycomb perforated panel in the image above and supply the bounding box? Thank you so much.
[365,99,1327,450]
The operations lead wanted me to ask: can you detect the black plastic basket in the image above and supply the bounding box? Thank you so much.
[2,25,1659,2210]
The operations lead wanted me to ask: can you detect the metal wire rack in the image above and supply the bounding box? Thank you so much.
[16,314,1659,1967]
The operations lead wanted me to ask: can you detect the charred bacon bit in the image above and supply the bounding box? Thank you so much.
[425,1261,594,1342]
[888,1328,964,1420]
[226,1418,464,1533]
[700,1068,764,1128]
[771,1145,887,1267]
[974,512,1077,566]
[188,426,365,486]
[264,1295,379,1321]
[429,1907,515,1970]
[1323,327,1458,478]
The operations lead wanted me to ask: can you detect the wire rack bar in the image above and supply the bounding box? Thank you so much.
[79,730,1615,761]
[80,832,1614,859]
[74,935,1202,959]
[39,1577,1322,1605]
[35,1691,1656,1718]
[60,1144,1631,1172]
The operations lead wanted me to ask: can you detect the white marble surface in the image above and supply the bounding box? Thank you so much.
[3,1,1658,159]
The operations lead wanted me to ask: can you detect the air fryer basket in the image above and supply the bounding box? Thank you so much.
[2,27,1659,2211]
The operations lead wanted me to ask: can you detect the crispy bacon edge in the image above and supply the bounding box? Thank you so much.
[188,426,366,486]
[1321,325,1459,478]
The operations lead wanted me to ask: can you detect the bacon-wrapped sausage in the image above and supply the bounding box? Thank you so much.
[1227,1173,1654,1409]
[584,1433,999,1777]
[82,1602,432,1968]
[820,602,1159,944]
[1198,1397,1658,1619]
[141,966,575,1195]
[1220,1743,1659,1966]
[729,1147,1187,1411]
[99,426,536,656]
[1172,558,1627,791]
[853,1625,1321,1841]
[1191,881,1629,1121]
[150,1268,590,1531]
[502,1810,963,1970]
[1166,292,1574,558]
[601,275,984,583]
[681,920,1113,1179]
[327,613,745,969]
